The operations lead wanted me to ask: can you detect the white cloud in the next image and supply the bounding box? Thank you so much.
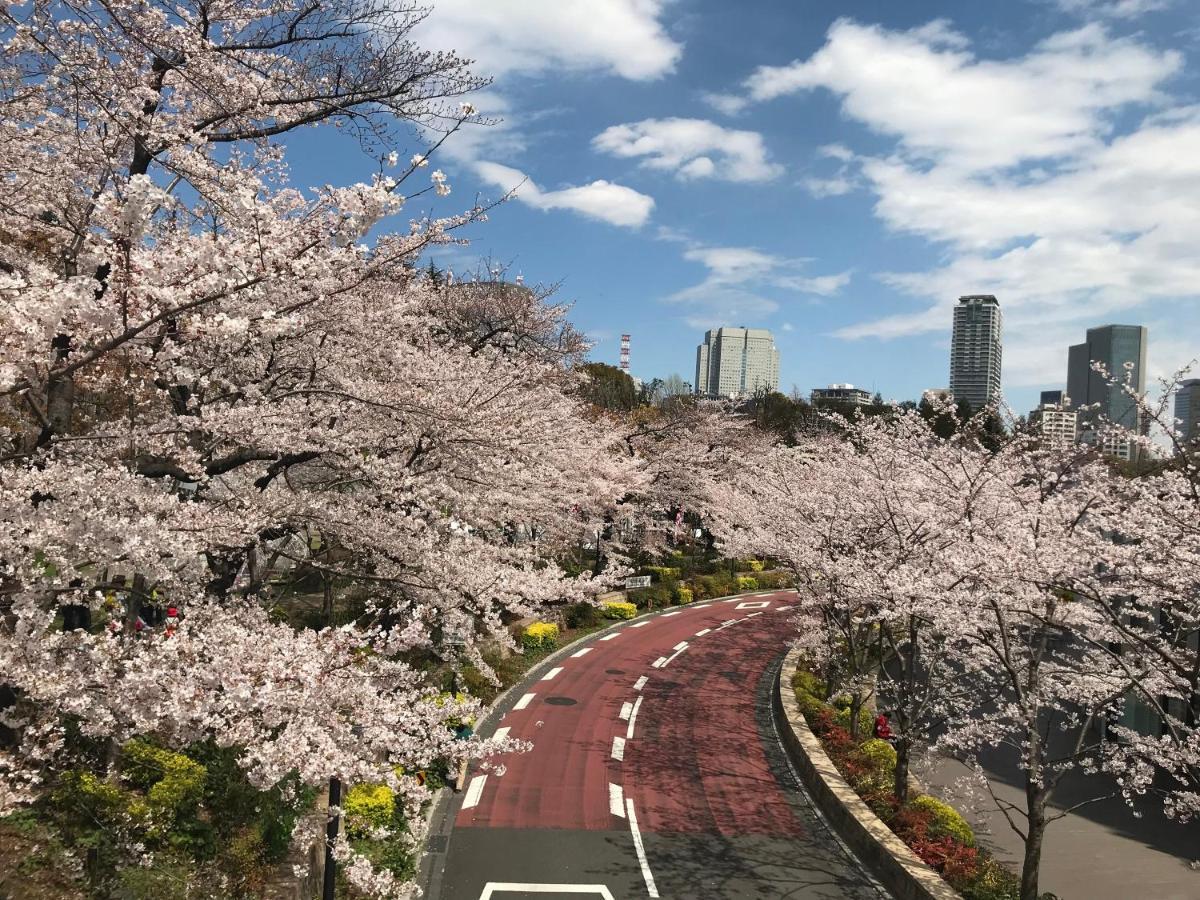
[412,0,681,81]
[700,91,749,116]
[593,118,783,182]
[740,19,1180,171]
[1054,0,1171,19]
[663,238,850,326]
[473,161,654,228]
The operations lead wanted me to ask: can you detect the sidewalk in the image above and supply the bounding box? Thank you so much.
[923,752,1200,900]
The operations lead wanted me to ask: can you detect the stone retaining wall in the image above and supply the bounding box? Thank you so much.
[773,646,962,900]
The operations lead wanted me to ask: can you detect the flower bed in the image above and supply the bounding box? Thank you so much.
[794,672,1026,900]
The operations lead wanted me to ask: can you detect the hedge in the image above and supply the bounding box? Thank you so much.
[673,586,694,604]
[736,575,758,590]
[644,565,682,581]
[601,600,637,620]
[908,794,975,847]
[521,621,559,652]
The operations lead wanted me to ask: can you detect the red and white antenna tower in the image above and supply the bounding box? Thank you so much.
[619,334,631,372]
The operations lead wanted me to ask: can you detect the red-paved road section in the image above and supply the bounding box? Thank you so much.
[423,592,883,900]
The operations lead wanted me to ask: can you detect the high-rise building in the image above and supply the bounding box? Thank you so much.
[694,327,780,399]
[1040,390,1063,406]
[1030,402,1077,450]
[1175,378,1200,443]
[948,295,1003,413]
[811,384,873,407]
[1065,325,1147,432]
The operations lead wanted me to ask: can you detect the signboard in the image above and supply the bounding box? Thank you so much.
[624,575,652,589]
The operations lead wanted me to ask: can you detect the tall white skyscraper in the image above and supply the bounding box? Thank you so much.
[948,295,1003,412]
[694,327,780,399]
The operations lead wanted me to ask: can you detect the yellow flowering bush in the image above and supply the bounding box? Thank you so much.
[521,621,559,652]
[601,601,637,620]
[736,576,758,590]
[674,586,694,604]
[344,783,396,838]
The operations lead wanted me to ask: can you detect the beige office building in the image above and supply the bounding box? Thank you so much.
[695,327,780,399]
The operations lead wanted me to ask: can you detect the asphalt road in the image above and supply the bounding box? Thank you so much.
[422,591,884,900]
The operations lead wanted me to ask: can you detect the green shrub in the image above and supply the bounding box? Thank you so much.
[909,795,975,847]
[748,559,765,572]
[833,703,875,736]
[859,738,897,773]
[691,572,737,600]
[736,576,758,591]
[628,583,672,608]
[344,783,396,838]
[602,600,637,620]
[960,857,1022,900]
[521,621,559,652]
[122,739,207,826]
[563,602,600,629]
[673,586,693,604]
[756,571,792,589]
[644,565,682,581]
[793,669,824,700]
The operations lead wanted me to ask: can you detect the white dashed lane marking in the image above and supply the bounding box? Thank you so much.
[609,783,626,818]
[672,641,688,651]
[463,775,487,809]
[630,621,650,628]
[620,701,633,721]
[695,628,711,636]
[571,647,593,658]
[541,667,563,681]
[633,676,648,691]
[493,726,510,742]
[600,633,620,641]
[513,693,536,710]
[611,735,626,761]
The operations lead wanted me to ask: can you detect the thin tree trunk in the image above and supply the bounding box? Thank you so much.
[1021,735,1048,900]
[894,736,911,805]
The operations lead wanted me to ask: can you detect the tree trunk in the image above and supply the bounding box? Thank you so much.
[848,693,864,740]
[894,736,911,805]
[1021,762,1048,900]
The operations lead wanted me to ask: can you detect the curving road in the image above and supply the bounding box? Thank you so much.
[422,591,884,900]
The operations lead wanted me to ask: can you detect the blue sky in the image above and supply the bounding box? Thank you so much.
[289,0,1200,413]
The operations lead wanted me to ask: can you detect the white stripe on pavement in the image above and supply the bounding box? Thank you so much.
[673,641,688,651]
[620,701,633,721]
[513,693,536,710]
[695,628,711,636]
[651,657,667,669]
[633,676,648,691]
[600,633,620,641]
[611,735,626,761]
[541,667,564,681]
[630,621,650,628]
[609,783,626,818]
[571,647,594,658]
[661,610,680,617]
[626,695,643,740]
[463,775,487,809]
[626,798,660,898]
[493,727,510,742]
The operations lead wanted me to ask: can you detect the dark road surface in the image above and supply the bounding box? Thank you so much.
[422,592,884,900]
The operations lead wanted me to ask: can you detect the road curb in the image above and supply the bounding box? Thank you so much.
[774,646,963,900]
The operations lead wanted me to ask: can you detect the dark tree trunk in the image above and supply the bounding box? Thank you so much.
[894,736,911,805]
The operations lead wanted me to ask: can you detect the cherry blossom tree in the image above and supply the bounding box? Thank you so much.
[0,2,639,894]
[720,402,1200,900]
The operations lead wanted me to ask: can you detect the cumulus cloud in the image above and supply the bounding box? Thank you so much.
[740,19,1180,171]
[473,161,654,228]
[412,0,681,81]
[593,118,783,182]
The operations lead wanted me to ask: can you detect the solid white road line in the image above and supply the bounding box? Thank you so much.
[695,628,711,636]
[479,885,615,900]
[626,695,643,740]
[542,667,564,681]
[571,647,593,658]
[672,641,688,651]
[651,656,667,669]
[620,701,633,721]
[633,676,648,691]
[463,775,487,809]
[611,735,626,761]
[625,798,660,898]
[609,783,626,818]
[662,646,686,667]
[630,621,650,628]
[493,726,511,742]
[600,633,620,641]
[513,692,536,710]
